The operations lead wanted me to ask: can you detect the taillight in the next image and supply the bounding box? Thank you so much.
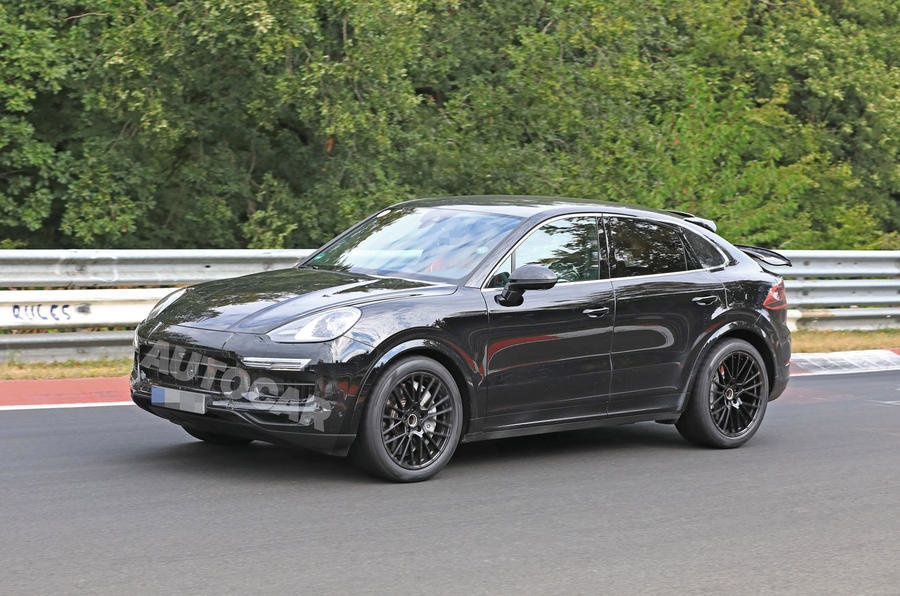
[763,280,787,309]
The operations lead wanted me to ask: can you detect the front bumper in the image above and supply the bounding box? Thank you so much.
[131,323,376,456]
[131,390,355,456]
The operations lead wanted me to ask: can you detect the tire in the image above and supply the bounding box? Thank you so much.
[182,425,253,446]
[676,338,769,448]
[353,356,464,482]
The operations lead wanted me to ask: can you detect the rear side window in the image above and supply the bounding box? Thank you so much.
[607,217,687,278]
[683,228,727,268]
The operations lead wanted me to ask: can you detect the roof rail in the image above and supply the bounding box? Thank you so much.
[667,210,717,233]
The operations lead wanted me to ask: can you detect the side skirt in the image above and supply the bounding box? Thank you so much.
[462,411,680,443]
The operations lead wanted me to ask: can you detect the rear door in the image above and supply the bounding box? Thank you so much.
[483,215,614,426]
[605,216,726,416]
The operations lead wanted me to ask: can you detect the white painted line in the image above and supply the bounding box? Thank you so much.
[0,401,134,411]
[792,367,900,378]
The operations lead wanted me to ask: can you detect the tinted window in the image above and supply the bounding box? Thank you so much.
[608,217,687,278]
[487,217,600,287]
[683,228,727,268]
[308,207,523,282]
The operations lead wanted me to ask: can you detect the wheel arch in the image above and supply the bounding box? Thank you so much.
[717,328,775,395]
[680,321,777,414]
[347,338,479,438]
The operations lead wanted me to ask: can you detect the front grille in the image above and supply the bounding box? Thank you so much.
[137,341,314,401]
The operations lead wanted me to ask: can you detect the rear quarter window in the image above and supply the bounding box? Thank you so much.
[683,229,728,268]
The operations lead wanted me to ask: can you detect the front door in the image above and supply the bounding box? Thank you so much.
[483,216,614,427]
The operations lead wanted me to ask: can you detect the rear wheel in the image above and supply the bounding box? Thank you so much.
[353,356,463,482]
[182,425,252,446]
[676,339,769,448]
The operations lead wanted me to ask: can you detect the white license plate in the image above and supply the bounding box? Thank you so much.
[150,386,207,414]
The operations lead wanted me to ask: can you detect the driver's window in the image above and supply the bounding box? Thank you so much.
[487,217,600,288]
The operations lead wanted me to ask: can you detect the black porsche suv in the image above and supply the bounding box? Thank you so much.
[131,196,791,481]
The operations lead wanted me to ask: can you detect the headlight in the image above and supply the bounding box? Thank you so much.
[146,287,187,320]
[267,307,361,343]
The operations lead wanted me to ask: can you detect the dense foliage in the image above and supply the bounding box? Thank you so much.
[1,0,898,249]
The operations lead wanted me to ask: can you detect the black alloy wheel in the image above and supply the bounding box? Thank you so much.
[381,371,455,469]
[709,350,764,437]
[676,338,769,448]
[354,356,463,482]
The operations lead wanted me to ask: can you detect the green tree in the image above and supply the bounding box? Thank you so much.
[0,1,897,250]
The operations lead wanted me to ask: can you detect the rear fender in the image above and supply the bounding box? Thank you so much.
[677,317,776,414]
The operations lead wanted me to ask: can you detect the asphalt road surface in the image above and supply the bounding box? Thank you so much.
[2,371,899,595]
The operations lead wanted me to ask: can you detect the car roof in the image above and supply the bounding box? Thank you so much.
[401,195,689,221]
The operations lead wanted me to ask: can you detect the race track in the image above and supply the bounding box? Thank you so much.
[1,371,898,594]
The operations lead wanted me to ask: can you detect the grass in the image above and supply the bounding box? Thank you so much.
[0,357,132,380]
[791,329,900,353]
[0,330,897,380]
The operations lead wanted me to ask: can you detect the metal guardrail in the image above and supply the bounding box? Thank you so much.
[783,279,900,307]
[785,307,899,331]
[0,288,171,329]
[779,250,900,331]
[0,249,897,361]
[0,249,311,288]
[780,250,900,278]
[0,330,134,363]
[0,249,308,361]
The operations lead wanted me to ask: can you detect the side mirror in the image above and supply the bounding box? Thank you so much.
[495,264,558,307]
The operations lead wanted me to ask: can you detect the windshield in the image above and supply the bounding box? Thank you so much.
[304,206,523,282]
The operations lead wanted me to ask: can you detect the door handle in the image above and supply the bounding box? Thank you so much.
[692,295,720,306]
[582,307,610,318]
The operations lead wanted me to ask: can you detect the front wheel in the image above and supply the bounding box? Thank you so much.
[676,339,769,448]
[353,356,463,482]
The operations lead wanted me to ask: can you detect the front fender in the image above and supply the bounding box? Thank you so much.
[344,336,484,438]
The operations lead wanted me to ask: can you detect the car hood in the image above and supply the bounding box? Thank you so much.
[153,267,456,333]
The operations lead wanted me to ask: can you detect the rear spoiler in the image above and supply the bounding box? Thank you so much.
[667,210,716,233]
[734,244,792,268]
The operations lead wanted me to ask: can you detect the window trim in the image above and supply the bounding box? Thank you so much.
[480,212,606,290]
[481,212,731,289]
